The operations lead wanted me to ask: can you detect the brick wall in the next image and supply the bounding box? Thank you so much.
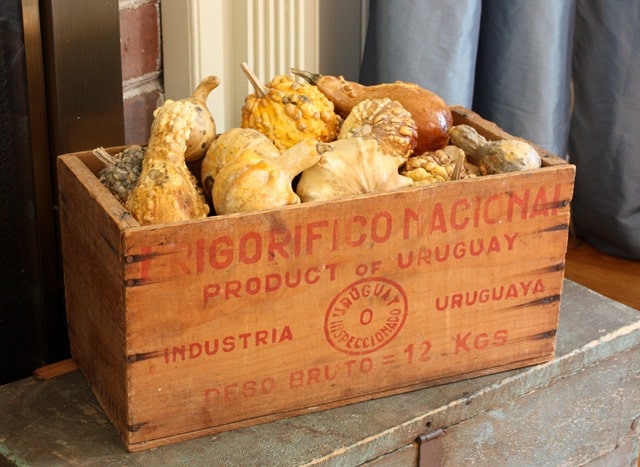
[119,0,163,145]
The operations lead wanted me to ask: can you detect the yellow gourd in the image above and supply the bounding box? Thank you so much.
[181,75,220,162]
[240,63,340,151]
[401,145,478,186]
[201,127,275,196]
[207,129,323,215]
[296,137,414,203]
[126,77,219,225]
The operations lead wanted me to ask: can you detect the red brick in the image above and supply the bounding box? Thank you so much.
[123,89,162,145]
[120,2,161,81]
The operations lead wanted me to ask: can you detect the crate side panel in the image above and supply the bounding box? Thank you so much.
[120,164,574,444]
[57,155,129,435]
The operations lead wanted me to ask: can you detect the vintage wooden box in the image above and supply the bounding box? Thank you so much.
[56,107,576,452]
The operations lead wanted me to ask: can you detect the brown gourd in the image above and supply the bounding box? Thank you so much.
[292,69,452,154]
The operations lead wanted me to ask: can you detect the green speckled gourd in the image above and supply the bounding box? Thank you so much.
[449,124,541,175]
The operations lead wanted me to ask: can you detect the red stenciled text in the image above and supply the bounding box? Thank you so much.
[132,183,564,279]
[402,184,562,239]
[289,357,374,388]
[164,325,293,364]
[435,279,545,311]
[453,330,508,353]
[397,233,519,268]
[204,377,277,405]
[203,263,337,304]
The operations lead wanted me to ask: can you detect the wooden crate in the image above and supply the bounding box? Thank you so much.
[56,106,575,452]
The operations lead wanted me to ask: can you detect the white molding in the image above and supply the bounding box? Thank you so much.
[160,0,365,132]
[161,0,230,129]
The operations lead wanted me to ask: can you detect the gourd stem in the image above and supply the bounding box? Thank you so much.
[93,146,115,166]
[290,68,321,85]
[240,62,267,98]
[278,141,323,177]
[192,75,220,103]
[451,152,464,181]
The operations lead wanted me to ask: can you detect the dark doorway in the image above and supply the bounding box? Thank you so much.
[0,0,124,385]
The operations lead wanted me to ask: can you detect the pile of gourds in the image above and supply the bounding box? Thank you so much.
[98,64,542,225]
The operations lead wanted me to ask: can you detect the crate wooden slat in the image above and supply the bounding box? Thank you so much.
[57,107,576,451]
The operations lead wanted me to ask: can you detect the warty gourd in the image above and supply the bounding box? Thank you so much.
[95,145,146,204]
[401,145,478,186]
[126,76,220,225]
[338,98,418,161]
[240,63,340,151]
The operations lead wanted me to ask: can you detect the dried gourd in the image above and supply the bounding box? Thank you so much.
[296,137,414,203]
[292,68,452,154]
[171,75,220,162]
[201,127,275,196]
[240,63,340,151]
[449,124,542,175]
[339,98,417,161]
[126,77,219,225]
[95,145,146,203]
[212,139,322,215]
[401,145,477,186]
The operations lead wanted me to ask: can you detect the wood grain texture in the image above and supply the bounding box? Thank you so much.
[56,108,576,451]
[57,152,133,437]
[32,358,78,381]
[565,237,640,311]
[2,281,638,465]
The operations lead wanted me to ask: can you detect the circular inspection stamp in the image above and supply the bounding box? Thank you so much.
[324,277,408,355]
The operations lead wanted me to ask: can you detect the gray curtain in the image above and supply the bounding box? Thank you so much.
[360,0,640,259]
[570,2,640,259]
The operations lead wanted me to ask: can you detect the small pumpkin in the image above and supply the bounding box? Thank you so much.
[240,63,340,151]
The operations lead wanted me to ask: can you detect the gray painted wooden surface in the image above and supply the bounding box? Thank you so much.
[1,280,639,466]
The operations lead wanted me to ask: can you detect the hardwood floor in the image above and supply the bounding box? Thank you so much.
[564,236,640,311]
